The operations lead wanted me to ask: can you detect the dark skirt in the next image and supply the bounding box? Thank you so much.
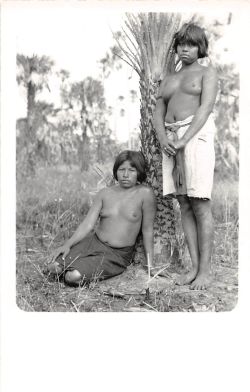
[56,232,135,282]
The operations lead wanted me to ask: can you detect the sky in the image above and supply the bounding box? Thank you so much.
[15,8,121,80]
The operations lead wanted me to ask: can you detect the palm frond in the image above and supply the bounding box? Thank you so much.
[112,31,141,74]
[118,12,182,80]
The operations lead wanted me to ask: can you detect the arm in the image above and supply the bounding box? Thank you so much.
[153,79,176,155]
[65,190,104,247]
[49,189,104,263]
[141,187,156,268]
[170,66,218,150]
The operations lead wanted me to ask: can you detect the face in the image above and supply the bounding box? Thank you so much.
[177,43,199,64]
[116,160,138,188]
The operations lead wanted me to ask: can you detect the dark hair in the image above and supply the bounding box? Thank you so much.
[173,23,208,58]
[113,150,147,183]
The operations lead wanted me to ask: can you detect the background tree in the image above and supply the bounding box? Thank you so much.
[68,77,107,171]
[57,68,71,109]
[98,43,123,80]
[16,55,124,173]
[16,54,54,173]
[114,13,182,263]
[214,63,239,178]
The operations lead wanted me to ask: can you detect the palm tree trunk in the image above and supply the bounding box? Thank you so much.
[26,81,37,173]
[78,106,90,172]
[78,131,90,172]
[139,75,177,263]
[97,137,104,164]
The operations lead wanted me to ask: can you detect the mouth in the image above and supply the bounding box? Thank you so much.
[121,180,131,184]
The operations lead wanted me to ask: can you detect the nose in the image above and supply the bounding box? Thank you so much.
[179,42,189,51]
[123,169,129,178]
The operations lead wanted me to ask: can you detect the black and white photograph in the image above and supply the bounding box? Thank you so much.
[14,6,239,312]
[1,1,249,391]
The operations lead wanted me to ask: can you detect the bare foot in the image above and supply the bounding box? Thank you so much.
[190,272,211,290]
[175,269,198,286]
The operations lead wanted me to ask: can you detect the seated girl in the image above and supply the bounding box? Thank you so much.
[46,150,160,286]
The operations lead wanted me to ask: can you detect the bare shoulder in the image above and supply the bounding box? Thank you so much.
[99,184,126,198]
[202,64,218,79]
[95,186,111,200]
[138,185,155,201]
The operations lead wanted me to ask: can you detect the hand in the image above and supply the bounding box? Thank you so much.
[47,244,71,265]
[161,141,176,157]
[168,139,186,151]
[162,146,176,158]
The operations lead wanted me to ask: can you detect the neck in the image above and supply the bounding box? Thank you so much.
[117,184,137,191]
[181,59,198,69]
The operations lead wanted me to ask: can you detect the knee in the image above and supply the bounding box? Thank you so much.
[65,270,82,286]
[191,199,213,220]
[177,196,192,215]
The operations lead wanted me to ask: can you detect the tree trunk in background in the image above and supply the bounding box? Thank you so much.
[78,131,90,172]
[26,81,37,173]
[78,107,90,172]
[97,137,104,164]
[16,54,54,175]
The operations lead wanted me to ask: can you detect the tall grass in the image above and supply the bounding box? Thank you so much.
[212,174,238,224]
[212,175,238,267]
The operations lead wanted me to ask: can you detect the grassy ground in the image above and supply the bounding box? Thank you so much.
[16,166,238,312]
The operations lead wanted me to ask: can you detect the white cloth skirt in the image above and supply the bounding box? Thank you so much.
[162,114,216,199]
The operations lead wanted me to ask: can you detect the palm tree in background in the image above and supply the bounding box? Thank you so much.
[69,77,106,171]
[114,13,182,263]
[16,54,54,172]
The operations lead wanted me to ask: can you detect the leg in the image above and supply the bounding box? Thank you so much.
[64,270,83,287]
[175,195,200,285]
[189,198,214,289]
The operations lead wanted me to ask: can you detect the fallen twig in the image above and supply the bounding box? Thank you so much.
[142,301,158,312]
[71,300,80,312]
[102,290,126,299]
